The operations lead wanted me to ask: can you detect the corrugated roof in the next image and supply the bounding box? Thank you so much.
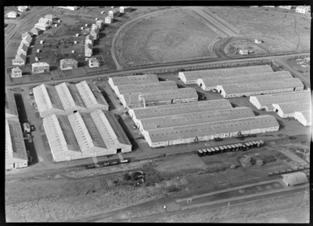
[117,81,177,96]
[125,87,198,108]
[76,81,108,108]
[249,90,311,111]
[180,65,273,82]
[148,115,279,143]
[104,112,131,146]
[219,78,304,96]
[131,99,232,119]
[199,71,292,89]
[45,85,64,110]
[33,84,54,113]
[80,112,107,149]
[68,113,95,152]
[273,101,310,115]
[140,107,254,130]
[67,83,87,108]
[109,74,159,86]
[55,82,77,110]
[8,120,28,160]
[5,119,14,162]
[57,115,80,151]
[43,114,74,155]
[87,82,109,107]
[5,90,18,117]
[90,110,119,149]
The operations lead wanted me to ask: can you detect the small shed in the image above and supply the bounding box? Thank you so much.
[282,172,308,186]
[7,11,18,19]
[88,57,100,68]
[11,67,23,78]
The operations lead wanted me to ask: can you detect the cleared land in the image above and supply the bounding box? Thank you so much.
[114,7,220,67]
[208,7,310,53]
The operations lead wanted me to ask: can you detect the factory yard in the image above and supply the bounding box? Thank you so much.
[5,5,311,223]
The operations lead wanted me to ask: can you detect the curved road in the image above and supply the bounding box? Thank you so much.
[111,7,177,70]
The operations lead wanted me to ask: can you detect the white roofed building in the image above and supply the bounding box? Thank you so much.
[31,62,50,74]
[217,78,304,98]
[33,84,65,117]
[43,110,131,162]
[5,119,28,170]
[122,87,198,109]
[76,81,109,111]
[294,111,312,126]
[11,67,22,78]
[60,58,78,70]
[144,115,279,148]
[88,57,100,68]
[197,71,292,91]
[178,65,273,84]
[12,54,26,66]
[7,11,18,18]
[295,6,310,14]
[249,90,311,111]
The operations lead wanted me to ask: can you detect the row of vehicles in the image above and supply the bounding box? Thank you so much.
[197,140,264,157]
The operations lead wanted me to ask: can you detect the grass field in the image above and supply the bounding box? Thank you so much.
[208,7,310,53]
[115,7,219,67]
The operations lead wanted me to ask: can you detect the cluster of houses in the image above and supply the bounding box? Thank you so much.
[6,6,29,19]
[10,14,57,77]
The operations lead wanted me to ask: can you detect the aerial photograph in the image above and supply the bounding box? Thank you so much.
[4,5,311,223]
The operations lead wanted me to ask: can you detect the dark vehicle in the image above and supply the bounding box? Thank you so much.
[110,160,120,165]
[214,137,223,141]
[30,125,36,132]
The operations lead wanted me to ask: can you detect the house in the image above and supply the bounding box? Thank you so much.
[12,54,26,66]
[30,27,39,36]
[17,42,28,55]
[21,32,31,39]
[239,49,249,55]
[96,19,103,29]
[90,24,99,40]
[108,10,114,18]
[35,17,51,31]
[6,11,18,19]
[44,14,54,23]
[85,43,93,57]
[21,33,33,47]
[295,6,310,14]
[11,67,23,78]
[32,62,50,74]
[17,6,29,12]
[60,58,78,70]
[85,35,93,45]
[119,6,125,13]
[104,16,112,24]
[88,57,100,68]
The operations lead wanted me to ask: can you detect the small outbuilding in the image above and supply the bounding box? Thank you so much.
[32,62,50,74]
[105,16,112,24]
[7,11,18,19]
[88,57,100,68]
[282,172,308,186]
[60,58,78,70]
[11,67,23,78]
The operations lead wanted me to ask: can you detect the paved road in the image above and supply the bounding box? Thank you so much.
[6,52,310,89]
